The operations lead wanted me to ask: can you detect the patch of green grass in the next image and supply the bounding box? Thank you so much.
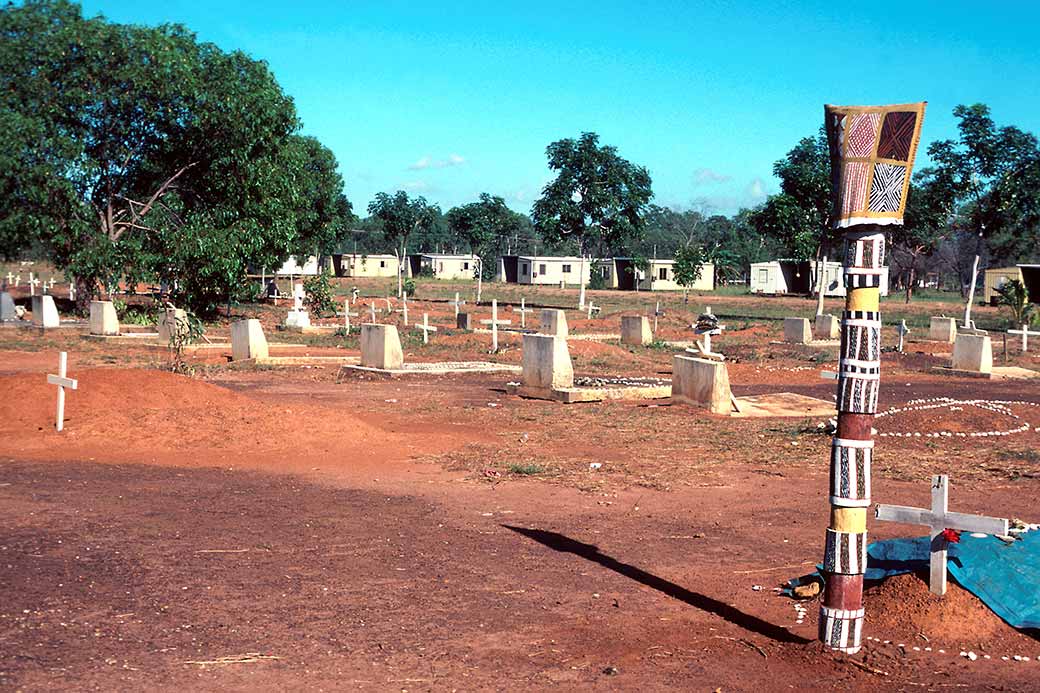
[508,463,545,476]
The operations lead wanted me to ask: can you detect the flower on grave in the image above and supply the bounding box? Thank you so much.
[942,528,962,544]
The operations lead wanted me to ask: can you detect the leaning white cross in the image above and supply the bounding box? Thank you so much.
[480,299,511,353]
[414,313,438,344]
[47,352,78,432]
[15,273,21,287]
[897,320,911,353]
[28,275,40,297]
[1008,324,1040,353]
[586,301,600,319]
[875,474,1009,596]
[515,298,533,328]
[452,292,465,317]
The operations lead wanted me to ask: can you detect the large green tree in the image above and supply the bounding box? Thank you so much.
[891,178,952,303]
[922,103,1040,324]
[532,132,652,307]
[446,193,527,272]
[0,0,351,314]
[367,190,439,296]
[750,129,832,261]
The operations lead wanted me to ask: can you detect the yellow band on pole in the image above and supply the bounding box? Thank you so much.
[831,507,868,533]
[847,287,880,312]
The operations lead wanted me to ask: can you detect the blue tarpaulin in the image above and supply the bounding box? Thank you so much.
[787,531,1040,630]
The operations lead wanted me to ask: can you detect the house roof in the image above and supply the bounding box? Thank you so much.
[517,256,586,262]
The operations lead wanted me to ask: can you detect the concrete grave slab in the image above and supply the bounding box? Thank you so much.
[672,355,731,414]
[31,295,60,328]
[783,317,812,344]
[457,312,473,330]
[157,308,187,343]
[621,315,653,346]
[814,314,840,340]
[89,301,120,336]
[360,323,404,370]
[929,317,957,343]
[231,319,269,361]
[540,309,568,337]
[951,333,992,374]
[0,292,16,321]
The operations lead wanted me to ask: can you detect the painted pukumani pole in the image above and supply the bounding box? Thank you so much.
[819,102,926,654]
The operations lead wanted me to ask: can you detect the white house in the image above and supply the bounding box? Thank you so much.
[334,253,399,278]
[593,258,714,292]
[274,255,329,276]
[409,253,479,280]
[513,256,592,286]
[750,260,889,296]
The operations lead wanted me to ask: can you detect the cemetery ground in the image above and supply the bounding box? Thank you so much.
[2,276,1040,690]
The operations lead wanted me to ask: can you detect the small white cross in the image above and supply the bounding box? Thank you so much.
[338,298,358,332]
[586,301,600,319]
[292,283,305,312]
[28,275,40,296]
[515,297,533,328]
[48,277,56,289]
[875,475,1009,595]
[351,287,360,304]
[5,272,13,287]
[69,278,76,302]
[402,294,408,325]
[897,320,911,353]
[369,303,378,323]
[453,292,465,317]
[414,313,438,344]
[14,273,21,287]
[1008,324,1040,352]
[480,299,512,353]
[653,301,664,332]
[46,352,78,432]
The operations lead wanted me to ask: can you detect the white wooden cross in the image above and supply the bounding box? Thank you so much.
[480,299,512,353]
[1008,324,1040,352]
[15,273,21,287]
[586,301,600,319]
[515,298,533,328]
[369,303,378,323]
[48,277,56,290]
[5,272,13,287]
[28,275,40,297]
[653,301,664,332]
[385,296,393,314]
[415,312,437,344]
[897,320,911,353]
[68,277,76,301]
[292,283,305,312]
[402,293,409,325]
[351,287,360,304]
[338,298,358,332]
[47,351,78,432]
[452,292,465,317]
[875,474,1009,595]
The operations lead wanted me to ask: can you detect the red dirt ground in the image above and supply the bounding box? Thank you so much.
[2,297,1040,691]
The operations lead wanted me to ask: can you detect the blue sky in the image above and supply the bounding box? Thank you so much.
[80,1,1040,217]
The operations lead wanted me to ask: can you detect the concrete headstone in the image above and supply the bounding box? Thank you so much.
[231,318,269,361]
[672,354,732,414]
[620,315,653,346]
[456,312,473,330]
[520,333,574,394]
[929,317,957,343]
[88,301,120,336]
[31,294,60,328]
[814,314,840,340]
[360,323,404,370]
[157,308,188,343]
[0,292,15,321]
[540,309,569,337]
[783,317,812,344]
[951,333,992,374]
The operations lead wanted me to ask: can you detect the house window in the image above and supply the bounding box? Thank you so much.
[439,262,444,273]
[521,264,528,276]
[757,269,769,284]
[379,260,385,268]
[658,267,668,280]
[562,264,571,273]
[539,264,546,274]
[463,262,469,270]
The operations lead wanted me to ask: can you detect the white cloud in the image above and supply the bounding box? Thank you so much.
[401,180,434,192]
[407,153,467,171]
[692,168,732,186]
[408,156,433,171]
[746,178,767,200]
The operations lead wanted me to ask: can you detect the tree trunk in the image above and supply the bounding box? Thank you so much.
[905,265,916,304]
[578,250,587,309]
[815,254,827,317]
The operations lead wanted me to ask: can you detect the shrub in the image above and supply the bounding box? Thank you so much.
[303,271,336,316]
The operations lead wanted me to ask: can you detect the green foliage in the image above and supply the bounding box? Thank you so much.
[508,463,544,476]
[532,132,653,256]
[673,245,708,288]
[166,309,204,374]
[922,104,1040,266]
[994,279,1036,326]
[403,277,416,296]
[114,299,160,326]
[368,191,439,257]
[0,1,351,315]
[303,271,335,316]
[446,193,527,278]
[749,130,832,259]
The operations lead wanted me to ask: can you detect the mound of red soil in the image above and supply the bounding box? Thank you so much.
[865,572,1035,651]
